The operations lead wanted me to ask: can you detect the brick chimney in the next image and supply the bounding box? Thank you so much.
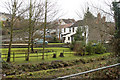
[96,13,101,24]
[97,13,101,21]
[102,16,106,23]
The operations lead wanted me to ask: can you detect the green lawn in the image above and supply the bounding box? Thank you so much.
[1,47,68,50]
[48,43,64,45]
[0,48,111,64]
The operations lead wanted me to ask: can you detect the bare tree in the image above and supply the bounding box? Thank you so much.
[42,0,47,60]
[30,0,44,52]
[41,0,61,60]
[26,0,32,61]
[24,0,45,61]
[4,0,25,62]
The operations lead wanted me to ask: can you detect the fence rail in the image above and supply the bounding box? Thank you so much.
[52,63,120,80]
[1,49,74,61]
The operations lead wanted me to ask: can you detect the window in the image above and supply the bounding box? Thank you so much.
[64,28,66,32]
[73,27,74,32]
[69,28,71,32]
[68,37,70,40]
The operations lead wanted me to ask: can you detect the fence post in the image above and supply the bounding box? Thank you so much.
[47,52,49,59]
[5,52,6,60]
[37,52,38,61]
[25,53,26,61]
[13,52,15,62]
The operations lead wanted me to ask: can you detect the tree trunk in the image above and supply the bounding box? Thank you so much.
[7,0,16,62]
[7,29,13,62]
[31,30,34,53]
[26,0,32,61]
[31,39,34,52]
[42,0,47,60]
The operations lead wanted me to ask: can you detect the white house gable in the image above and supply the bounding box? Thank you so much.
[61,20,89,44]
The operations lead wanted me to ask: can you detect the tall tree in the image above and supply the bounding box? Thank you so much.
[3,0,29,62]
[25,0,45,60]
[42,0,47,60]
[26,0,32,61]
[6,0,23,62]
[112,1,120,63]
[30,0,44,52]
[74,26,84,41]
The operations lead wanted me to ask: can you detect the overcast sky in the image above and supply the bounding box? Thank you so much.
[0,0,119,21]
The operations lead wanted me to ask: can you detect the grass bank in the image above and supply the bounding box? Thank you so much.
[4,56,118,79]
[1,48,110,64]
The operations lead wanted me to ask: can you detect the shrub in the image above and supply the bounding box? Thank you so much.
[73,41,85,56]
[69,41,75,50]
[85,42,95,55]
[94,43,106,54]
[85,42,106,55]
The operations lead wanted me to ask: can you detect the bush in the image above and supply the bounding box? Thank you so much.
[94,43,106,54]
[73,41,85,56]
[85,42,95,55]
[69,41,75,50]
[85,42,106,55]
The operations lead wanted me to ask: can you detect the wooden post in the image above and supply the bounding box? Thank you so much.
[37,52,38,61]
[5,53,6,60]
[25,53,27,61]
[47,53,48,59]
[13,52,15,62]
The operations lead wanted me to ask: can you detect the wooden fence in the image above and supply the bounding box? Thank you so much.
[1,49,75,62]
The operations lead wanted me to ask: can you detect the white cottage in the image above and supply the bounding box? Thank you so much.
[61,20,89,44]
[57,19,75,40]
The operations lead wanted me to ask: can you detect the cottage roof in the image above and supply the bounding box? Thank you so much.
[69,20,84,28]
[62,19,75,24]
[59,23,72,28]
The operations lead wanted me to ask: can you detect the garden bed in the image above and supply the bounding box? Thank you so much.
[3,56,119,79]
[2,55,113,76]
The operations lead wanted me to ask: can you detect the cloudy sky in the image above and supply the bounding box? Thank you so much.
[57,0,116,21]
[0,0,119,21]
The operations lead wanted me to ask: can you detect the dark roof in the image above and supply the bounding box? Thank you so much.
[0,12,12,19]
[62,19,75,24]
[59,23,72,28]
[69,20,84,28]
